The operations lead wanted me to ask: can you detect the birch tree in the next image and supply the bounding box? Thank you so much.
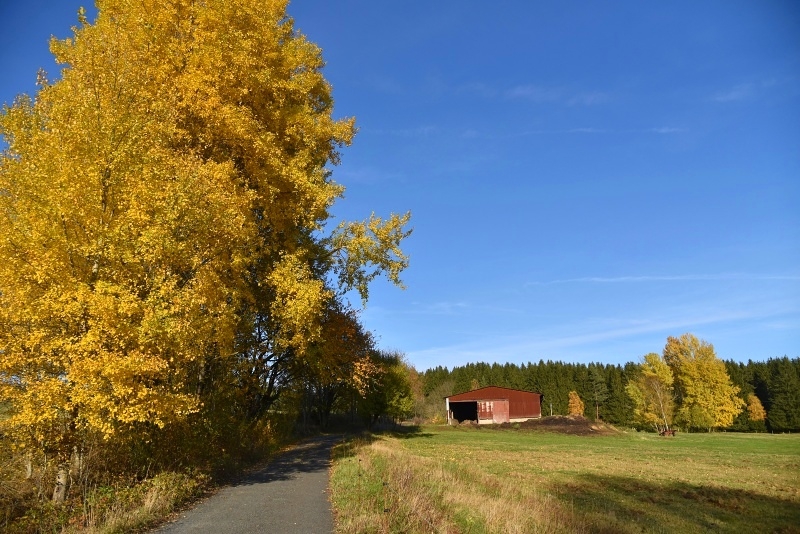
[626,353,675,433]
[663,334,743,431]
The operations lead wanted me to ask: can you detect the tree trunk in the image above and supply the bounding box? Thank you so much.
[71,445,85,486]
[25,452,33,479]
[52,463,69,503]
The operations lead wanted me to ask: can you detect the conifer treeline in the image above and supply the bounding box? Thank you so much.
[420,357,800,432]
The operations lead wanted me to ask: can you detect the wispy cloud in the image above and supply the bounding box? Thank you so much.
[367,125,438,137]
[365,76,405,95]
[456,82,497,98]
[405,300,524,317]
[565,127,607,134]
[407,302,797,369]
[712,83,754,102]
[335,166,406,185]
[505,85,610,106]
[647,127,686,134]
[511,127,686,137]
[567,92,610,106]
[505,84,562,102]
[527,273,800,286]
[420,301,470,315]
[711,78,782,103]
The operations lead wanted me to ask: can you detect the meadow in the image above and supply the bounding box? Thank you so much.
[329,422,800,533]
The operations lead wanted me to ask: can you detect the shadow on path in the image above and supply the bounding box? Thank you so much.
[155,434,342,534]
[232,435,339,486]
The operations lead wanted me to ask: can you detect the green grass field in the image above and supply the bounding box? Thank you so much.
[330,423,800,533]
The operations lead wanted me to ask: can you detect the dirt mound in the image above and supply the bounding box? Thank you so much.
[502,415,619,436]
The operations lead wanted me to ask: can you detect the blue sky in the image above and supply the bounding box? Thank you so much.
[2,2,798,370]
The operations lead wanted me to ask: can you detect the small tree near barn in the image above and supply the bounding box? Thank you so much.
[747,394,766,423]
[568,391,585,416]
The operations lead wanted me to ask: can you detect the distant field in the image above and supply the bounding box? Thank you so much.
[329,423,800,533]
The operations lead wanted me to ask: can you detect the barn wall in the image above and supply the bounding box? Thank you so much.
[448,387,542,420]
[476,399,510,424]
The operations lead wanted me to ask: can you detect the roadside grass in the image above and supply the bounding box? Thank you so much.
[3,471,208,534]
[329,425,800,533]
[0,419,292,533]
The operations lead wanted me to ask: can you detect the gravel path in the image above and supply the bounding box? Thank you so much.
[154,434,341,534]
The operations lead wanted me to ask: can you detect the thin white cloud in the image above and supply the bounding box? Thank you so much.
[456,82,497,98]
[711,78,781,103]
[513,127,685,137]
[335,166,406,185]
[404,300,524,317]
[647,127,686,134]
[506,85,610,106]
[712,83,754,102]
[505,84,562,102]
[527,273,800,286]
[566,127,607,134]
[567,92,610,106]
[367,125,438,137]
[421,301,470,315]
[407,302,797,369]
[365,76,405,95]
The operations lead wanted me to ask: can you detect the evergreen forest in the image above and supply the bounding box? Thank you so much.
[418,355,800,433]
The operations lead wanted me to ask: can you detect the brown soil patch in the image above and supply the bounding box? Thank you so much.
[498,415,620,436]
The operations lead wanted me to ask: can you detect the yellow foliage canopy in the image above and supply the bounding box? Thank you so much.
[626,352,675,432]
[746,394,766,422]
[0,0,409,457]
[663,334,744,430]
[567,391,585,416]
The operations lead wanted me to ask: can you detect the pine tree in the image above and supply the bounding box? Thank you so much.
[766,357,800,432]
[588,365,609,420]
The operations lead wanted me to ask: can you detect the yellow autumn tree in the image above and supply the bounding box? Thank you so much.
[626,352,675,433]
[0,0,409,501]
[746,394,766,422]
[567,391,585,416]
[663,334,744,431]
[294,298,377,430]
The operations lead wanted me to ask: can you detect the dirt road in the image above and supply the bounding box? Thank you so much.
[154,435,340,533]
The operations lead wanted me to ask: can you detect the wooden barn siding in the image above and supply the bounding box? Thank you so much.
[478,399,510,423]
[448,386,542,419]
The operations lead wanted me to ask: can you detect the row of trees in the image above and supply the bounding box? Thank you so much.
[626,335,744,433]
[419,335,800,433]
[0,0,412,508]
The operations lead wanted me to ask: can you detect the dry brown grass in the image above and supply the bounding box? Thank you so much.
[330,433,586,533]
[70,472,207,534]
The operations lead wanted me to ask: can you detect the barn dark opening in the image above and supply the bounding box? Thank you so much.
[450,401,478,423]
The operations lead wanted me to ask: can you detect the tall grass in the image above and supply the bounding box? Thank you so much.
[330,426,800,533]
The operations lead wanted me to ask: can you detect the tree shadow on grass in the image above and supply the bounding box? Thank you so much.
[554,472,800,533]
[381,424,435,440]
[332,426,434,462]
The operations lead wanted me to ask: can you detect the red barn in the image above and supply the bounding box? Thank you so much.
[446,386,543,425]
